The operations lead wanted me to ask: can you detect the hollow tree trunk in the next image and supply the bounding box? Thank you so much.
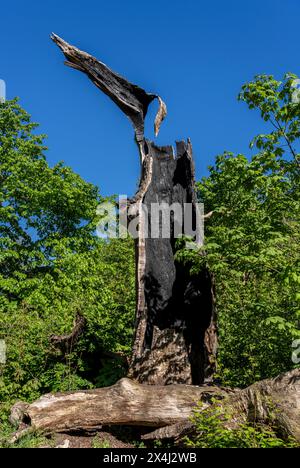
[51,34,217,385]
[128,140,216,384]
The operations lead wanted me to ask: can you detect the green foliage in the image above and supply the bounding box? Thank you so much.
[1,75,300,448]
[0,99,135,415]
[185,401,298,448]
[92,436,111,448]
[177,74,300,387]
[94,356,127,388]
[238,73,300,166]
[1,430,52,449]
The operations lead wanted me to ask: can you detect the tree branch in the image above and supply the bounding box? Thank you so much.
[50,312,86,354]
[51,34,167,145]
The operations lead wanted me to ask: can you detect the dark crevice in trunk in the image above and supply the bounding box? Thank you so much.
[129,141,216,385]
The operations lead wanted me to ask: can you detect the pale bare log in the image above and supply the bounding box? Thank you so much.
[9,370,299,444]
[25,378,227,434]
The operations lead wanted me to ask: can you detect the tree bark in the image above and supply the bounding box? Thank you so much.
[51,34,217,385]
[24,378,227,434]
[13,369,299,444]
[128,140,216,385]
[142,369,300,444]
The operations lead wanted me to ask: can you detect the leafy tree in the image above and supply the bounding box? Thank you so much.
[178,74,300,387]
[0,99,135,405]
[1,75,299,446]
[239,73,300,166]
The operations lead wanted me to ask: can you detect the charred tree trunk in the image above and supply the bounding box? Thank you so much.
[51,34,217,385]
[128,140,216,385]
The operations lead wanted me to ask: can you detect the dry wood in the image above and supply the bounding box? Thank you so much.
[141,369,300,443]
[25,378,226,434]
[51,34,217,385]
[11,369,298,444]
[229,368,300,442]
[51,33,166,145]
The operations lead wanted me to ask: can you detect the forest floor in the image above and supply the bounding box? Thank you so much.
[49,432,134,449]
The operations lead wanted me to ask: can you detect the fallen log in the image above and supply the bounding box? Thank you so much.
[141,369,300,444]
[16,369,299,444]
[229,368,300,442]
[24,378,227,434]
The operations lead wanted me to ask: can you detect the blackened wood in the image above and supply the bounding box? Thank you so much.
[51,34,166,144]
[129,140,215,384]
[51,34,217,385]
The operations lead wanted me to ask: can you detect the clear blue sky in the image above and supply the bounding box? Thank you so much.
[1,0,300,196]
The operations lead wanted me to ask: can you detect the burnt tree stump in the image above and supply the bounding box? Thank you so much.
[51,34,217,385]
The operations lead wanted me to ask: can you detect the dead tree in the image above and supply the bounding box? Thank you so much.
[11,369,300,445]
[51,34,217,385]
